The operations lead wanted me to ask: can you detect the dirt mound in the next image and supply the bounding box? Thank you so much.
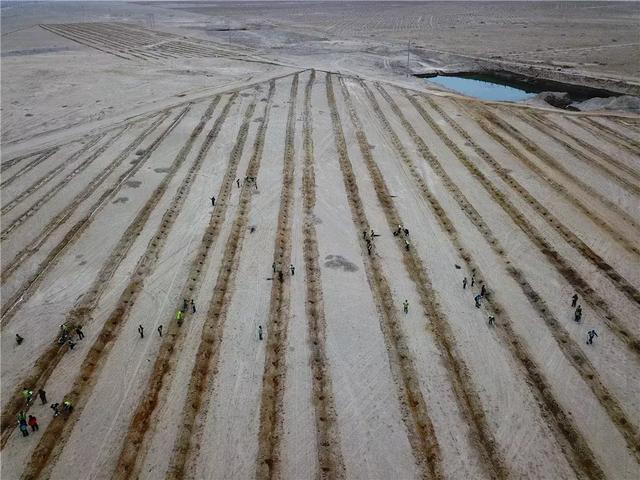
[572,95,640,113]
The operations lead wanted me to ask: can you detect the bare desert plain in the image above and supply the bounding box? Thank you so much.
[1,1,639,479]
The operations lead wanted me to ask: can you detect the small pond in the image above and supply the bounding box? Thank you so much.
[426,74,538,102]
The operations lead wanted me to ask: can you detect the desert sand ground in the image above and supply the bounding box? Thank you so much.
[1,2,639,480]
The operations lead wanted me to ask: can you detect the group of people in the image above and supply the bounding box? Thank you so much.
[58,322,84,350]
[462,269,489,311]
[571,293,598,345]
[17,388,73,439]
[271,261,295,283]
[363,228,380,255]
[392,225,411,252]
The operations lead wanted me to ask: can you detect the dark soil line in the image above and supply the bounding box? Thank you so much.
[0,111,172,329]
[365,82,605,480]
[510,109,640,196]
[524,110,640,185]
[1,147,58,173]
[112,87,263,480]
[40,25,132,60]
[471,104,640,236]
[580,117,640,153]
[425,99,640,317]
[1,134,106,216]
[255,74,298,480]
[432,98,640,355]
[50,24,144,55]
[17,98,223,480]
[298,70,346,480]
[396,88,640,464]
[163,83,274,480]
[0,149,57,189]
[336,76,445,480]
[0,126,129,243]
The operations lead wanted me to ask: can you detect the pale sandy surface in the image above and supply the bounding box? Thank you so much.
[2,2,640,480]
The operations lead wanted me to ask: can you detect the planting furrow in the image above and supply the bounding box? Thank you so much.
[0,109,176,327]
[1,147,57,173]
[299,70,346,479]
[0,149,57,189]
[40,25,132,60]
[336,76,445,480]
[525,111,640,185]
[509,109,640,196]
[1,134,106,216]
[455,101,640,256]
[18,97,226,480]
[378,86,640,463]
[360,81,606,480]
[1,106,193,448]
[470,104,640,234]
[255,74,299,480]
[581,117,640,153]
[412,95,640,337]
[113,87,265,480]
[0,127,127,243]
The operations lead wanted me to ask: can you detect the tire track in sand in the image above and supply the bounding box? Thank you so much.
[415,95,640,354]
[2,103,198,453]
[362,81,606,480]
[467,104,640,237]
[0,110,174,327]
[1,147,57,173]
[338,78,444,479]
[298,70,346,479]
[255,73,299,480]
[577,117,640,155]
[380,86,640,464]
[113,85,268,480]
[1,133,106,216]
[18,96,231,480]
[0,149,58,189]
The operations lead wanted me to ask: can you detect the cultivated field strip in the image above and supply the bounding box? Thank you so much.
[1,134,106,216]
[415,97,640,331]
[298,70,346,480]
[0,103,198,450]
[379,87,640,463]
[335,76,445,480]
[255,74,299,480]
[1,147,57,173]
[0,149,58,189]
[580,117,640,153]
[113,87,265,480]
[40,24,131,60]
[359,80,606,480]
[18,96,230,480]
[0,127,128,243]
[0,110,177,326]
[453,100,640,255]
[523,110,640,186]
[163,84,273,480]
[507,109,640,197]
[470,104,640,234]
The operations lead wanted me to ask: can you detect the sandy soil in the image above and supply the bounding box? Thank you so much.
[1,2,639,480]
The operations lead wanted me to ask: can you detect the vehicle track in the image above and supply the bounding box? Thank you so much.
[507,109,640,197]
[18,96,229,480]
[381,87,640,463]
[523,111,640,185]
[255,73,298,480]
[360,80,606,480]
[40,25,131,60]
[1,134,106,216]
[0,109,177,328]
[0,149,58,189]
[335,76,446,480]
[163,82,273,480]
[415,96,640,333]
[1,105,195,450]
[297,70,346,480]
[113,86,266,480]
[469,104,640,236]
